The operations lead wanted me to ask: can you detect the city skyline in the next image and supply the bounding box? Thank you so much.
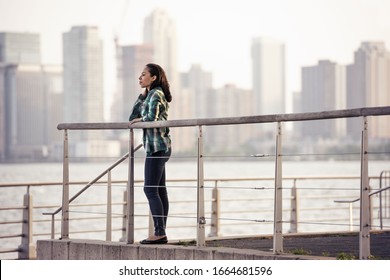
[1,0,390,116]
[1,31,389,161]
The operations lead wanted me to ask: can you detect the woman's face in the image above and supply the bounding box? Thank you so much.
[139,67,156,90]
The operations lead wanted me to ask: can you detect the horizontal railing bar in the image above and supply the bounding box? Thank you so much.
[0,248,20,254]
[59,228,125,235]
[0,206,26,211]
[32,228,124,238]
[57,106,390,130]
[33,214,125,224]
[0,220,25,225]
[0,181,127,188]
[34,202,126,210]
[334,185,390,204]
[0,175,375,188]
[0,234,23,239]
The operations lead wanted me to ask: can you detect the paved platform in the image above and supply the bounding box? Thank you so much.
[36,231,390,260]
[205,230,390,259]
[36,239,333,260]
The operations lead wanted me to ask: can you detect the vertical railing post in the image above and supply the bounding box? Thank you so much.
[126,129,135,244]
[148,211,154,237]
[359,116,370,259]
[61,129,70,240]
[289,179,298,233]
[197,126,206,246]
[120,190,127,242]
[273,122,283,254]
[209,180,220,237]
[50,214,55,239]
[18,186,36,259]
[106,170,112,241]
[348,203,354,232]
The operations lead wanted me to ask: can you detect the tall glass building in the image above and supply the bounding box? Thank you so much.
[0,32,41,64]
[63,26,104,141]
[251,37,286,116]
[347,42,390,140]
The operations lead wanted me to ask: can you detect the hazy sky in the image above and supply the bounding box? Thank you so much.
[1,0,390,112]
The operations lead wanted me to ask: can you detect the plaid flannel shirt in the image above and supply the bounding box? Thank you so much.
[129,87,171,155]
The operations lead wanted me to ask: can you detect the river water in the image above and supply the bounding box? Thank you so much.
[1,159,389,259]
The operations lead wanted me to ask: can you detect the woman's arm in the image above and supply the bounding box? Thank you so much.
[142,90,164,122]
[128,94,146,121]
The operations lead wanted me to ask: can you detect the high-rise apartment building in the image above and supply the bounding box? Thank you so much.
[143,9,186,153]
[179,64,214,153]
[0,32,47,161]
[0,63,9,160]
[301,60,346,139]
[251,37,285,138]
[143,9,180,119]
[62,26,120,159]
[215,84,253,151]
[0,64,62,160]
[251,37,285,116]
[143,9,178,83]
[0,32,41,64]
[181,64,213,119]
[44,65,63,151]
[347,42,390,139]
[63,26,104,141]
[114,44,153,122]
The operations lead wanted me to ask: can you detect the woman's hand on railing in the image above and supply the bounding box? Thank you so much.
[129,118,142,127]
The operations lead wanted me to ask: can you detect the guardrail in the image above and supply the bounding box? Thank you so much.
[1,106,390,260]
[1,174,389,259]
[59,106,390,259]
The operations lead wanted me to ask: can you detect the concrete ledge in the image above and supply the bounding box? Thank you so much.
[37,239,334,260]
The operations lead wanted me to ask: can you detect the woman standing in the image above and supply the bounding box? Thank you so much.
[129,63,172,244]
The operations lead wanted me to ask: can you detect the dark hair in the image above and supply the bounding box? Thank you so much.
[146,63,172,102]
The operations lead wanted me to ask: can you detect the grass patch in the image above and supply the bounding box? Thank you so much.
[177,240,197,246]
[288,248,311,255]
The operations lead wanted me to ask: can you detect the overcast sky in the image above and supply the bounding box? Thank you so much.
[1,0,390,112]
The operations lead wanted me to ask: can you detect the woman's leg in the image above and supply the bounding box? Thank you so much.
[158,167,169,229]
[144,149,170,236]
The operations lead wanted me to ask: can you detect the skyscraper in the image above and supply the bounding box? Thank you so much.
[0,32,45,161]
[301,60,346,139]
[347,42,390,139]
[114,44,153,122]
[251,37,285,116]
[0,32,41,64]
[181,64,213,119]
[179,64,214,152]
[0,64,62,160]
[143,9,178,82]
[143,9,185,153]
[143,9,180,119]
[63,26,104,141]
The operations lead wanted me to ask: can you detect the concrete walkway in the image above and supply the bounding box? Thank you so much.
[36,239,333,260]
[36,231,390,260]
[205,230,390,259]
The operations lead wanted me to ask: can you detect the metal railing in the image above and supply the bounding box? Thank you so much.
[54,105,390,259]
[1,174,389,259]
[1,106,390,259]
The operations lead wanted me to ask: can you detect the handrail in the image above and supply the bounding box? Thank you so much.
[57,106,390,130]
[52,105,390,259]
[1,174,390,259]
[43,144,142,216]
[2,175,378,189]
[334,183,390,203]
